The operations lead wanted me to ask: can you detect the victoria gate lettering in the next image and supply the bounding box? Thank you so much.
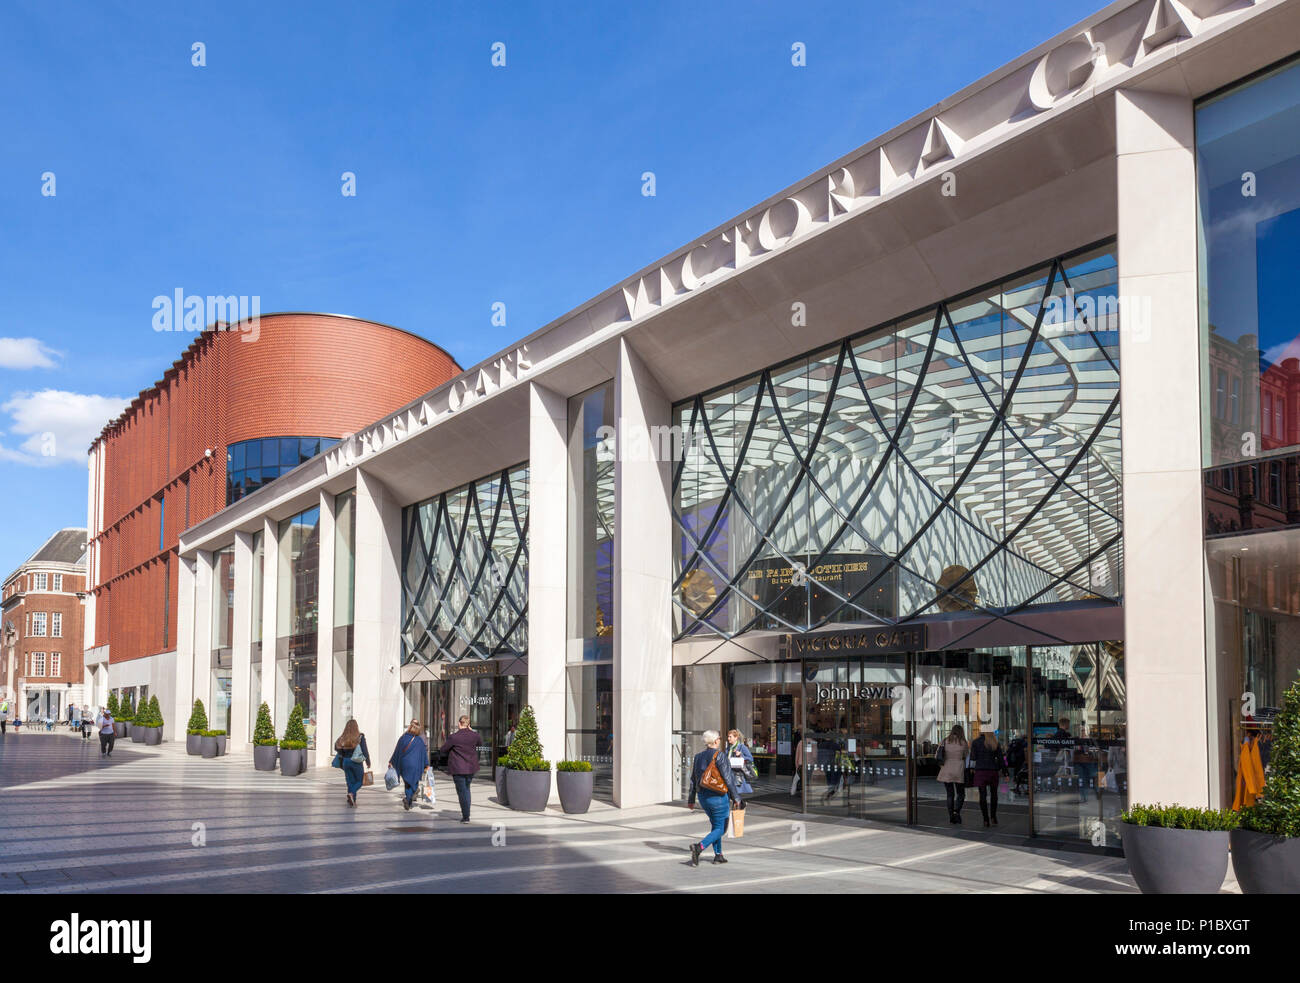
[782,625,926,658]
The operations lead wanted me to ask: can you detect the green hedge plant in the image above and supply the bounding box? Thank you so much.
[106,692,119,717]
[1121,803,1239,831]
[557,760,592,773]
[147,695,163,728]
[253,702,277,747]
[503,704,548,771]
[201,729,228,738]
[1240,674,1300,839]
[187,699,208,735]
[118,698,134,723]
[280,704,308,749]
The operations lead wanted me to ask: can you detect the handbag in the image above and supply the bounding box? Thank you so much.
[384,765,399,790]
[330,753,343,769]
[699,749,729,795]
[351,743,366,763]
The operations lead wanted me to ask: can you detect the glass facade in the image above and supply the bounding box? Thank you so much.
[567,382,616,799]
[333,489,355,732]
[1198,58,1300,808]
[673,244,1122,640]
[276,506,320,748]
[249,530,263,740]
[400,464,529,664]
[226,436,340,505]
[210,546,234,735]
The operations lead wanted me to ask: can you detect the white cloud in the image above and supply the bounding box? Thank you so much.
[0,390,129,466]
[0,338,61,370]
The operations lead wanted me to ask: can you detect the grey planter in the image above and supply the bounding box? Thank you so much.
[1122,823,1229,894]
[279,748,305,776]
[113,722,127,738]
[1230,828,1300,894]
[130,725,143,742]
[253,744,278,771]
[506,768,551,812]
[186,734,203,755]
[200,736,219,758]
[216,735,227,756]
[557,770,593,814]
[494,767,509,807]
[143,727,162,746]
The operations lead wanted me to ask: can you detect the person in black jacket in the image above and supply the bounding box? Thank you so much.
[439,715,481,823]
[969,730,1007,828]
[334,719,371,807]
[687,729,744,866]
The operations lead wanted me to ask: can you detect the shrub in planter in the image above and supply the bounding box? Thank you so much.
[252,702,278,772]
[186,699,208,755]
[494,755,510,807]
[142,696,164,746]
[1121,803,1238,894]
[200,729,220,758]
[279,705,309,776]
[503,705,551,811]
[1234,675,1300,893]
[556,760,593,815]
[209,729,227,755]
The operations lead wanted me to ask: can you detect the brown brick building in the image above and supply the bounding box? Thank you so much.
[84,313,459,707]
[1,528,88,724]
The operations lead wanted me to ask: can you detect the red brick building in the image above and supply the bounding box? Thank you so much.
[1,528,88,723]
[84,313,459,703]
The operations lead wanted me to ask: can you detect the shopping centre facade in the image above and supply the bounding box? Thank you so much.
[152,0,1300,852]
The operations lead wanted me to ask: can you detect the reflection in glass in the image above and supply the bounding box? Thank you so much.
[276,506,320,747]
[210,546,234,735]
[226,436,341,505]
[568,383,616,661]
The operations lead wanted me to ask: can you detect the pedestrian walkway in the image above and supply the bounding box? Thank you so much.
[0,735,1169,894]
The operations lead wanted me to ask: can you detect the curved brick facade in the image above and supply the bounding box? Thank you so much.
[87,314,459,664]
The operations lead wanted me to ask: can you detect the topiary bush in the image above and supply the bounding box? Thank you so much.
[1241,675,1300,838]
[504,704,545,770]
[106,692,119,717]
[281,704,308,748]
[118,697,135,723]
[557,760,592,773]
[1121,803,1239,831]
[187,699,208,735]
[253,702,276,747]
[147,695,163,728]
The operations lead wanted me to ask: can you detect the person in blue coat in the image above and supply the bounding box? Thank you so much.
[726,729,756,799]
[389,719,428,811]
[687,729,744,866]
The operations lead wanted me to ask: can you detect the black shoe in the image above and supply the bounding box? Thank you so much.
[460,817,470,824]
[983,819,990,828]
[949,812,958,824]
[689,843,702,866]
[403,799,412,811]
[713,855,728,864]
[991,816,998,826]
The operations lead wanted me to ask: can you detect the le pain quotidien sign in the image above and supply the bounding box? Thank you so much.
[779,624,928,658]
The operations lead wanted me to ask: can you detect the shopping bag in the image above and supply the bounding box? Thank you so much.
[727,805,746,838]
[362,770,374,787]
[384,765,399,790]
[422,767,436,804]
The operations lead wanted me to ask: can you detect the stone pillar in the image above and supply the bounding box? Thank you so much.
[172,555,197,742]
[353,468,405,762]
[191,551,214,739]
[612,338,674,808]
[528,382,568,799]
[315,490,337,768]
[259,516,278,728]
[1115,88,1209,806]
[231,531,254,749]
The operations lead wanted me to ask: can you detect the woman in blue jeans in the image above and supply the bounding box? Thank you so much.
[687,729,744,866]
[334,719,371,807]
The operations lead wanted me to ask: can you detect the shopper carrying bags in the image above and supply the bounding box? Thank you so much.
[388,719,428,811]
[936,724,969,824]
[333,719,370,808]
[687,729,744,866]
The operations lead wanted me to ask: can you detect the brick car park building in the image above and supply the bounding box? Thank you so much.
[2,529,88,723]
[133,0,1300,855]
[84,314,460,733]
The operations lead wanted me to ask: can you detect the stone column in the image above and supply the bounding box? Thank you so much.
[231,531,254,749]
[353,468,405,762]
[259,517,278,729]
[612,338,674,808]
[528,382,568,799]
[315,490,337,768]
[172,555,197,742]
[1115,88,1209,806]
[191,551,214,739]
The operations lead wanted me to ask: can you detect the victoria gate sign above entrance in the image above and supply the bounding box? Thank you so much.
[779,625,928,658]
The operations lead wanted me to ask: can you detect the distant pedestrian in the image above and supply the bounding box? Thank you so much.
[726,729,755,830]
[0,701,8,736]
[388,719,428,811]
[969,730,1007,828]
[80,706,92,741]
[687,729,744,866]
[936,724,969,825]
[439,714,481,823]
[98,708,115,756]
[333,718,370,808]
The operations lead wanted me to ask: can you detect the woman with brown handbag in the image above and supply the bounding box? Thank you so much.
[687,729,744,866]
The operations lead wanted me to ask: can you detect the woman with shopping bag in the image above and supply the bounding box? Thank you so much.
[686,729,744,866]
[726,729,756,839]
[332,719,370,808]
[387,719,428,811]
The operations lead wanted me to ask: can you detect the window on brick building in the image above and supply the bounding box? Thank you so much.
[32,612,46,637]
[52,573,62,592]
[51,612,61,638]
[32,573,47,591]
[32,653,45,676]
[50,653,60,677]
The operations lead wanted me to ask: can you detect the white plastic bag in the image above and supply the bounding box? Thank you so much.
[422,767,436,804]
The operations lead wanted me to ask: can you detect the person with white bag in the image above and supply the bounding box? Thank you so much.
[333,719,370,808]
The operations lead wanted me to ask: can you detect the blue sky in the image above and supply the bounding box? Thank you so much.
[0,0,1102,575]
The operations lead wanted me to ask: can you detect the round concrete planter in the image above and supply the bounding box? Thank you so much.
[506,768,551,812]
[556,770,593,815]
[1230,828,1300,894]
[1122,824,1229,894]
[143,727,163,746]
[200,736,219,758]
[494,768,509,807]
[215,735,227,756]
[186,734,203,755]
[253,744,278,771]
[279,748,305,776]
[130,725,143,742]
[113,722,127,738]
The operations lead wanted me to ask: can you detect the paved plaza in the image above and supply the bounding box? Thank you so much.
[0,731,1175,894]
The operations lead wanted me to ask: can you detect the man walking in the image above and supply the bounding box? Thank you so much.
[97,706,115,756]
[0,700,9,736]
[439,715,481,824]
